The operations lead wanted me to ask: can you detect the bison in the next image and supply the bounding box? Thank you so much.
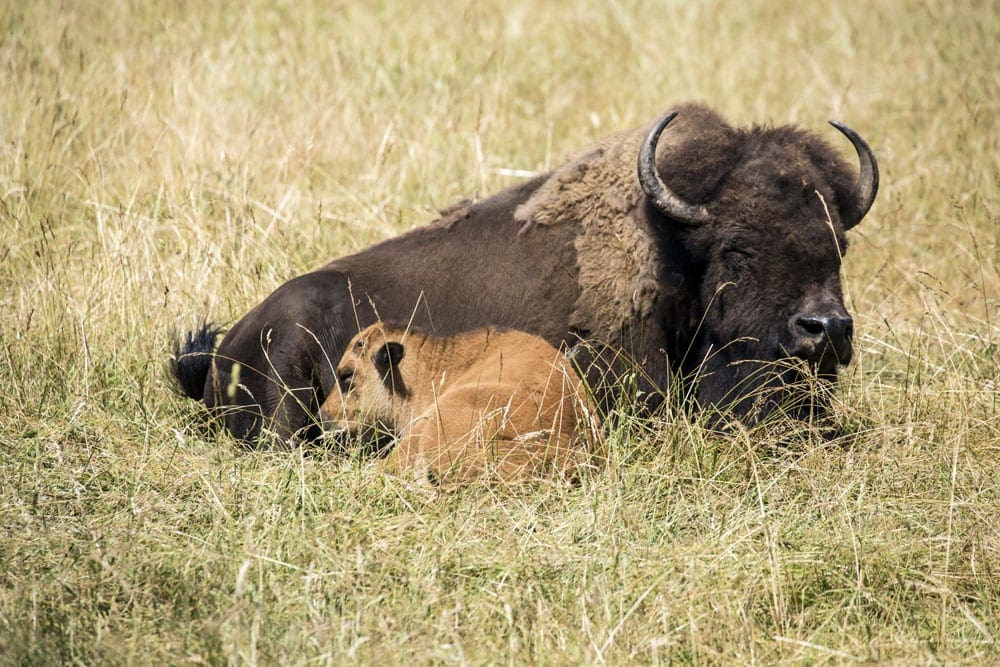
[171,103,878,447]
[320,324,601,484]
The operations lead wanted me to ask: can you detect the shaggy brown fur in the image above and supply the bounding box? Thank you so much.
[514,107,734,344]
[320,324,603,485]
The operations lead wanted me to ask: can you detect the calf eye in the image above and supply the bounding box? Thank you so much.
[337,370,355,390]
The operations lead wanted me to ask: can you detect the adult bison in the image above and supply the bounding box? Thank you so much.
[172,103,877,447]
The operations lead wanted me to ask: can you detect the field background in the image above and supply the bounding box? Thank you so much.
[1,0,997,663]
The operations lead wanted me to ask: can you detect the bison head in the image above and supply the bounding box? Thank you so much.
[638,108,878,423]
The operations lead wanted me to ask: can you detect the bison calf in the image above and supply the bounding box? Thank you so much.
[320,324,603,485]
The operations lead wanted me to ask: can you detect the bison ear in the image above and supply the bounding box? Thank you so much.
[373,341,405,374]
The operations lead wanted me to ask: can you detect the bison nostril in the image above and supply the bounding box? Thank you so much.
[790,314,854,365]
[796,317,825,336]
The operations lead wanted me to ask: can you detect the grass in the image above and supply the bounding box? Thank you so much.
[1,0,997,663]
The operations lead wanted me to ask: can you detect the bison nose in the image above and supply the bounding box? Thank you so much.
[790,314,854,365]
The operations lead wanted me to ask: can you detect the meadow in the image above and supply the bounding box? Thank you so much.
[1,0,997,663]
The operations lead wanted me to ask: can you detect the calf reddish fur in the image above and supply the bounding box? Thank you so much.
[321,324,601,484]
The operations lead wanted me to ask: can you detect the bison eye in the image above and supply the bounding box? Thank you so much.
[723,250,752,274]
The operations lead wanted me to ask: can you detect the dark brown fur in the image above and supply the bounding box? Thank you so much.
[172,103,875,445]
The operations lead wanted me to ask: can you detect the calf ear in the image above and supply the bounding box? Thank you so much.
[373,342,405,375]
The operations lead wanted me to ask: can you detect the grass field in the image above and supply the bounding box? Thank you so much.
[1,0,997,663]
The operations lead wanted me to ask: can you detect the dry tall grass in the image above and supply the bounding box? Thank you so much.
[1,0,997,663]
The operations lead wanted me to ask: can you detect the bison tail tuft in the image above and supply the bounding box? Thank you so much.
[170,323,223,401]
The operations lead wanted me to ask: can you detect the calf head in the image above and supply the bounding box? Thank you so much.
[639,108,878,422]
[319,324,408,435]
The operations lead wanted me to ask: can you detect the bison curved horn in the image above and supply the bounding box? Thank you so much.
[637,111,711,225]
[829,120,879,229]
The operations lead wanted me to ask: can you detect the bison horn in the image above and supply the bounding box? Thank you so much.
[829,120,879,229]
[637,111,711,225]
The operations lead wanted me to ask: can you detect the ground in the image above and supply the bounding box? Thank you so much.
[0,0,997,663]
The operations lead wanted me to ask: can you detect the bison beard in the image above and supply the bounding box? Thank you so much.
[172,103,877,447]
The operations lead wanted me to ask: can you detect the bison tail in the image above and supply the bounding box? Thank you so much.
[170,323,223,401]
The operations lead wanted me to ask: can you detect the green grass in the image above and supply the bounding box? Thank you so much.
[1,0,997,663]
